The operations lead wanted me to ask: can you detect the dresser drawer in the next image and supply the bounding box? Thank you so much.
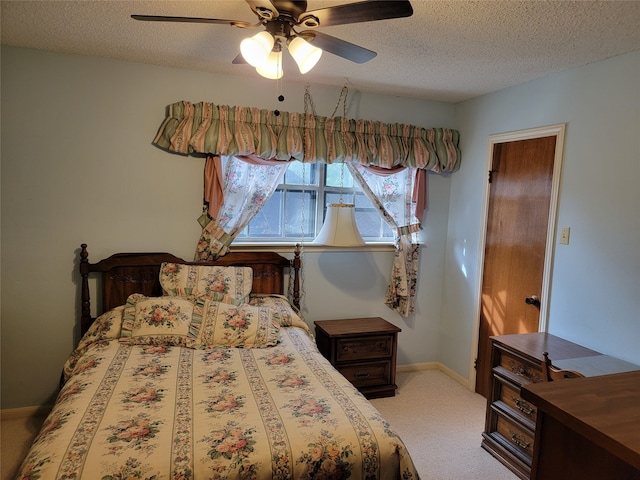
[336,335,393,362]
[497,348,545,385]
[497,376,538,425]
[496,414,535,460]
[337,361,391,388]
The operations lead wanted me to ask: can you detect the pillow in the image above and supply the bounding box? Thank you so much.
[77,305,124,350]
[120,293,198,347]
[248,294,307,330]
[192,301,281,348]
[160,263,253,302]
[63,306,125,383]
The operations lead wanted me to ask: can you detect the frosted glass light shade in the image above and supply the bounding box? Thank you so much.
[289,36,322,74]
[313,203,365,246]
[256,50,283,79]
[240,31,274,67]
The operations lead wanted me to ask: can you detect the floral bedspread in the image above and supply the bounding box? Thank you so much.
[17,325,419,479]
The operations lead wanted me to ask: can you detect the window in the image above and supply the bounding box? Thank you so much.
[234,161,393,243]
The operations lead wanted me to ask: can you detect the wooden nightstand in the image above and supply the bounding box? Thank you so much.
[314,317,401,399]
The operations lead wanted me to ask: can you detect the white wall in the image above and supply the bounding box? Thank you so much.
[1,46,456,408]
[442,51,640,379]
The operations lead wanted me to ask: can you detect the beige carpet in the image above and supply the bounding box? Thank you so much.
[370,369,517,479]
[1,407,49,480]
[2,369,516,480]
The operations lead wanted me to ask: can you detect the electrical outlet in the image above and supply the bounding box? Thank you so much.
[559,226,571,245]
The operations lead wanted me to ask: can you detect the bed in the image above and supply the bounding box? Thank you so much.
[16,244,419,480]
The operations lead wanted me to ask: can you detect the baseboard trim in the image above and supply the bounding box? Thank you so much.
[398,362,474,390]
[1,405,52,421]
[397,362,439,372]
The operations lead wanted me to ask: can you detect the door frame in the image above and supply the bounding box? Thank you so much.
[468,124,566,388]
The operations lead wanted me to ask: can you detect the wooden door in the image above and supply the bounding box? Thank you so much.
[475,135,557,397]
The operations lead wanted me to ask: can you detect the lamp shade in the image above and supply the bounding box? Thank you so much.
[313,203,365,246]
[288,36,322,74]
[240,31,274,67]
[256,50,283,79]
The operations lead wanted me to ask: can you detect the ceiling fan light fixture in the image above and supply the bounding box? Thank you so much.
[240,31,274,67]
[256,50,283,79]
[288,36,323,74]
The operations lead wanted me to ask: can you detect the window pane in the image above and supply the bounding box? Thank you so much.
[325,191,356,206]
[355,209,387,237]
[285,162,318,186]
[354,192,373,208]
[247,190,283,237]
[284,190,316,239]
[325,163,354,188]
[236,160,395,243]
[354,193,394,238]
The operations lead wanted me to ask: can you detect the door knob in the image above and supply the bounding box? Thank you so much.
[525,295,541,307]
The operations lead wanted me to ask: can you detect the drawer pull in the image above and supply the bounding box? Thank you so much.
[510,432,531,450]
[512,397,535,416]
[517,366,532,378]
[506,359,538,381]
[354,371,370,379]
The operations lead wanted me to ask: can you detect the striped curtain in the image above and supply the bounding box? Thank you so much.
[152,101,461,172]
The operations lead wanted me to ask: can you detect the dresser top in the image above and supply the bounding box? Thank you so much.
[314,317,401,337]
[492,332,601,362]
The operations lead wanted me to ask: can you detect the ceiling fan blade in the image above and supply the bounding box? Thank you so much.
[302,0,413,28]
[301,30,376,64]
[131,14,252,28]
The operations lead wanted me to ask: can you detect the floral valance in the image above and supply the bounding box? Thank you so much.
[152,101,461,172]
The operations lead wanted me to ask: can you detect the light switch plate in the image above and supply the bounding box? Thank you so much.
[559,226,570,245]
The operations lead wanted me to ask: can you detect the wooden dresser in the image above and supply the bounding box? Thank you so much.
[314,317,400,399]
[481,333,600,479]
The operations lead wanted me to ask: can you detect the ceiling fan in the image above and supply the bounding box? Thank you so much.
[132,0,413,79]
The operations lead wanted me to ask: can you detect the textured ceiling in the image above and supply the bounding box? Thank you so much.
[2,0,640,102]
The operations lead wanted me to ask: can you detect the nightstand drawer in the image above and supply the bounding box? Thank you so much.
[337,361,391,388]
[336,335,393,362]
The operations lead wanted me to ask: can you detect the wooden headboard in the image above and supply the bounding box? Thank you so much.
[79,243,301,336]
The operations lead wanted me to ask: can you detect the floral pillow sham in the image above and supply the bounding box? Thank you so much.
[248,294,307,330]
[159,263,253,303]
[120,293,199,347]
[191,301,281,348]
